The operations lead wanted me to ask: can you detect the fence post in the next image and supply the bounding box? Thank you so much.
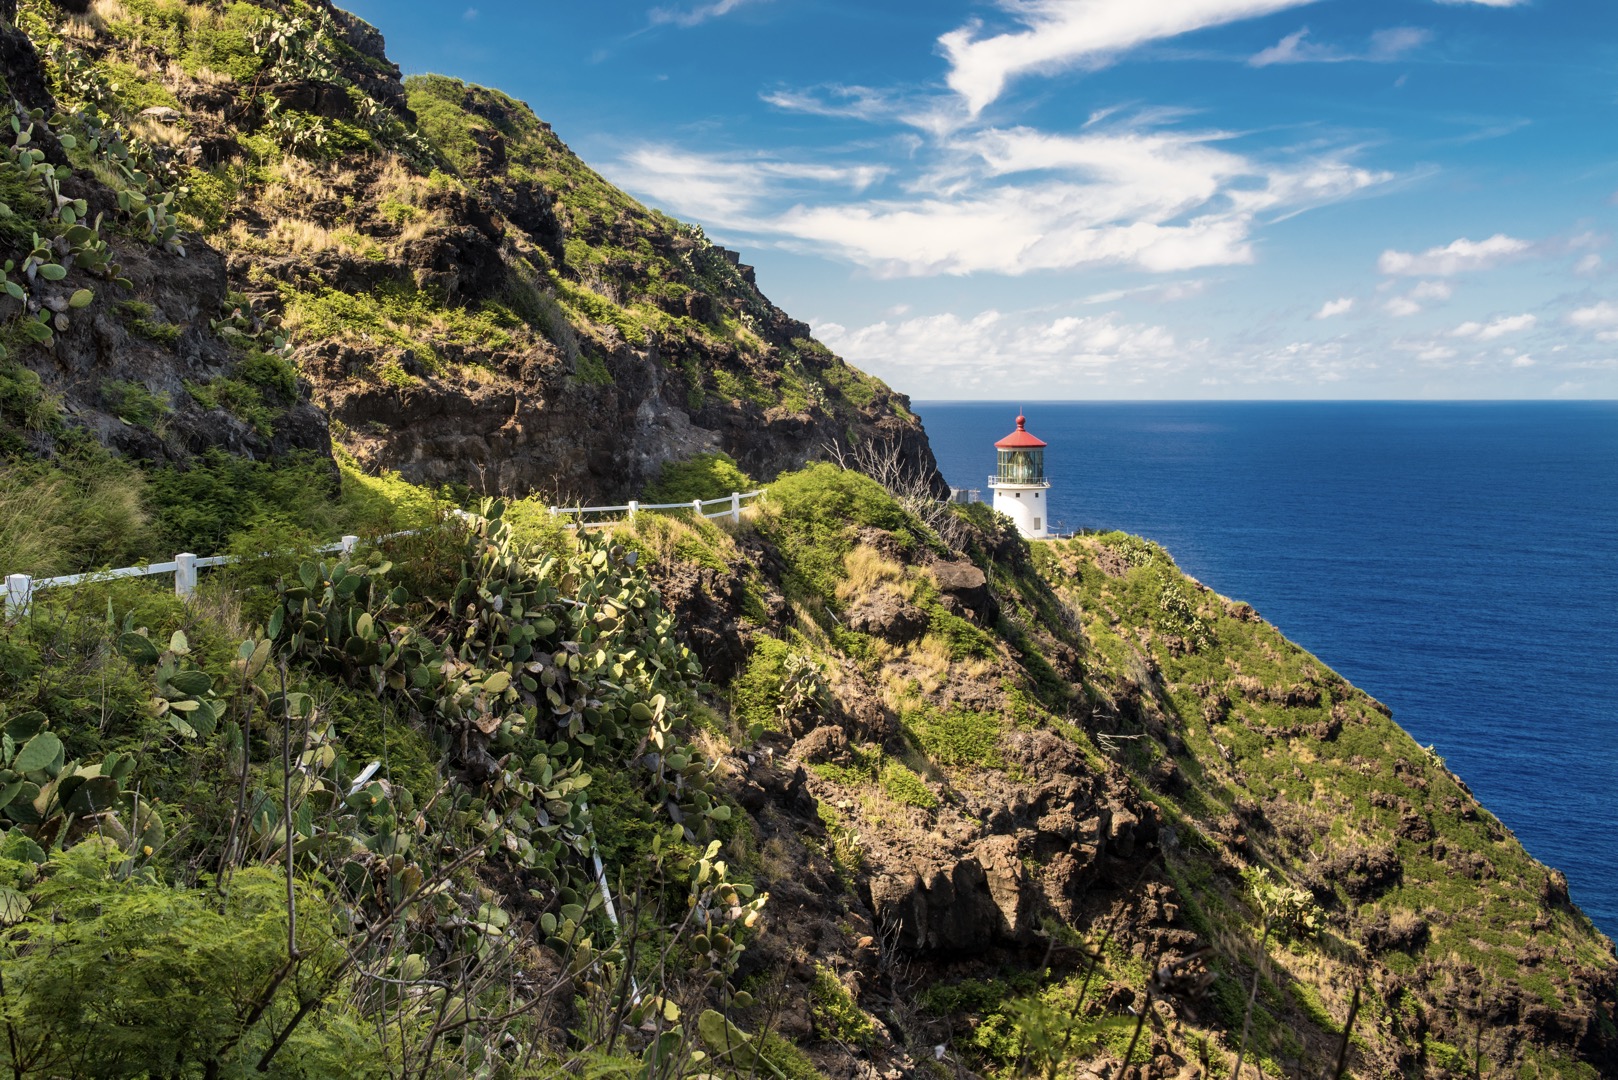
[627,500,638,521]
[340,535,359,554]
[730,491,741,523]
[174,554,197,599]
[5,573,31,616]
[691,498,702,518]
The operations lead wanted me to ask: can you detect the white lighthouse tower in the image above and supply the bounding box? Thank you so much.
[990,413,1051,539]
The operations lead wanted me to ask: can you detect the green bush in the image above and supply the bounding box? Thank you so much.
[809,964,876,1046]
[880,761,937,809]
[147,450,338,554]
[644,451,754,505]
[906,705,1004,768]
[730,635,793,732]
[756,464,912,600]
[1,846,388,1078]
[101,379,170,428]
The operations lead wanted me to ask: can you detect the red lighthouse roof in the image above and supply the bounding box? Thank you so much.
[994,413,1047,449]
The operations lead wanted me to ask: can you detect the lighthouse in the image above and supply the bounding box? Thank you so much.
[990,413,1051,539]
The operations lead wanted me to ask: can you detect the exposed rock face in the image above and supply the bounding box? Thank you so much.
[0,0,940,501]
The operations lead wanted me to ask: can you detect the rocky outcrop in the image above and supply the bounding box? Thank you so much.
[1,0,940,501]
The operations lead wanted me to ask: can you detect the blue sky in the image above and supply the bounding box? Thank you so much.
[339,0,1618,400]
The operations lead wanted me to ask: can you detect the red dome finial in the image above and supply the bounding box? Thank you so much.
[1016,413,1026,430]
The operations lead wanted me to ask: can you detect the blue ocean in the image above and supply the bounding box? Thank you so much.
[917,401,1618,939]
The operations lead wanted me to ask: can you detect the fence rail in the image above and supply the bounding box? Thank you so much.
[3,489,767,617]
[548,489,765,530]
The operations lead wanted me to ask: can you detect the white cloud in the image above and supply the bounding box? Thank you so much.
[1250,28,1331,66]
[615,125,1389,277]
[1450,313,1536,340]
[938,0,1319,115]
[815,308,1181,391]
[1418,345,1457,361]
[1378,234,1530,276]
[1385,296,1423,317]
[1410,280,1453,301]
[1433,0,1527,6]
[611,146,887,222]
[1250,25,1429,66]
[1511,354,1536,367]
[462,7,478,20]
[1314,297,1354,318]
[1368,26,1432,57]
[1083,279,1207,303]
[1568,301,1618,329]
[1575,253,1604,275]
[648,0,764,29]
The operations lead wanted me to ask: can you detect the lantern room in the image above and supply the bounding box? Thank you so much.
[989,413,1051,539]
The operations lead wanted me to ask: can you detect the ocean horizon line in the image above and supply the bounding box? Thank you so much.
[911,398,1618,406]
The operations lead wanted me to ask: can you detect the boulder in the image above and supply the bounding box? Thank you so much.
[931,559,997,623]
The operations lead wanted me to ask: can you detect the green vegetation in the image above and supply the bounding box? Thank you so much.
[904,704,1004,768]
[644,451,755,504]
[879,760,937,809]
[809,965,877,1046]
[755,464,913,600]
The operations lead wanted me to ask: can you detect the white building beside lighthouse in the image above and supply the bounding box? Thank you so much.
[989,413,1050,539]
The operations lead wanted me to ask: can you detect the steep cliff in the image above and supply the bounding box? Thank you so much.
[0,0,936,512]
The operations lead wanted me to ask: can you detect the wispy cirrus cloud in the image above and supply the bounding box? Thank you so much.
[1313,297,1354,318]
[1249,26,1430,66]
[938,0,1321,115]
[648,0,765,29]
[612,121,1389,277]
[1378,233,1530,276]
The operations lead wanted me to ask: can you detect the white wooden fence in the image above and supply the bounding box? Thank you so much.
[548,489,765,531]
[3,489,766,616]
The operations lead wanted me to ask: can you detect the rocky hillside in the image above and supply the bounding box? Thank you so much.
[0,465,1612,1080]
[0,0,935,509]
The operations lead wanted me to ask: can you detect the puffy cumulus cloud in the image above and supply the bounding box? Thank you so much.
[813,308,1181,394]
[1249,25,1429,66]
[1568,301,1618,329]
[1378,234,1530,276]
[1379,280,1452,317]
[614,126,1389,277]
[938,0,1318,116]
[1450,313,1536,340]
[1410,280,1453,301]
[1314,297,1354,318]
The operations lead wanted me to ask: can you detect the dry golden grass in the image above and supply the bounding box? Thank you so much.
[129,115,187,148]
[267,157,337,204]
[836,544,912,604]
[90,0,129,24]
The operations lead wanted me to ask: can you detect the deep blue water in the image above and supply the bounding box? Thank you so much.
[918,401,1618,939]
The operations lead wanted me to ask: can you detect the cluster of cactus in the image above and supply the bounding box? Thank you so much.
[0,710,161,866]
[42,43,187,254]
[119,624,231,739]
[258,507,767,1023]
[1156,577,1213,652]
[211,292,291,356]
[251,8,343,86]
[248,7,438,166]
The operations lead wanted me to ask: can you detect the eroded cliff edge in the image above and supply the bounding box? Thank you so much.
[0,0,937,504]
